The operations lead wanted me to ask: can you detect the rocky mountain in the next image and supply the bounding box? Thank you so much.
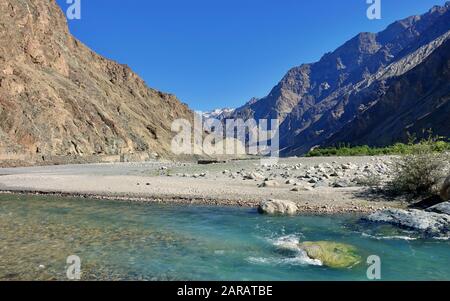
[0,0,192,166]
[229,2,450,155]
[325,38,450,147]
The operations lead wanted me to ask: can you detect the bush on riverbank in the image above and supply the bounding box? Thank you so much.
[315,136,450,199]
[387,139,450,198]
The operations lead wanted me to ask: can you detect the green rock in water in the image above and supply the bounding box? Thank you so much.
[299,241,361,269]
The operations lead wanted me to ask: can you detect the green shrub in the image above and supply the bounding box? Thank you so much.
[306,139,450,157]
[387,138,450,198]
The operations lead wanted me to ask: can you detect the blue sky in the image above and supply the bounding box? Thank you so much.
[56,0,448,111]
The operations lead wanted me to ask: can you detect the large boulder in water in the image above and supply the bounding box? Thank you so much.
[298,241,361,269]
[441,175,450,201]
[258,199,298,215]
[363,209,450,238]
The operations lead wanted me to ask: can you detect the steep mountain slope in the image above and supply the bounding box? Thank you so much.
[229,2,450,155]
[325,39,450,147]
[0,0,192,166]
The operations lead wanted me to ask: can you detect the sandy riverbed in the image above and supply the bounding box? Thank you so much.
[0,156,405,214]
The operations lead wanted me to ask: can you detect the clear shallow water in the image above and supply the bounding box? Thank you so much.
[0,194,449,280]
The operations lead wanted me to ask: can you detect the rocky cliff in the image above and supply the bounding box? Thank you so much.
[0,0,192,166]
[325,38,450,147]
[229,2,450,155]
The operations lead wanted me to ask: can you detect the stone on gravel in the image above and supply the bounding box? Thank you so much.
[291,185,313,192]
[341,163,355,170]
[333,180,351,188]
[314,181,329,188]
[258,180,280,188]
[258,199,298,215]
[244,172,264,180]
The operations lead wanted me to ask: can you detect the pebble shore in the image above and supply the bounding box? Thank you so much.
[0,156,405,214]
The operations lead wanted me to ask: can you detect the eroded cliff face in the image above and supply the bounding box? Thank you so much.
[324,39,450,147]
[228,2,450,155]
[0,0,192,165]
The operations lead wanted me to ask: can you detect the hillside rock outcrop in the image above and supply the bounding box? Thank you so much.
[227,2,450,155]
[0,0,192,166]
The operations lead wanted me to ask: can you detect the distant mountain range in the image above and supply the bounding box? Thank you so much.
[1,0,449,166]
[225,2,450,155]
[202,108,235,120]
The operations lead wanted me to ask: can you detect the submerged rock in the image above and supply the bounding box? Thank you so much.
[258,199,298,215]
[363,209,450,237]
[298,241,361,269]
[426,202,450,215]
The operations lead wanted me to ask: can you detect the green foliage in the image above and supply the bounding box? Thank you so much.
[387,137,450,198]
[307,136,450,199]
[306,139,450,157]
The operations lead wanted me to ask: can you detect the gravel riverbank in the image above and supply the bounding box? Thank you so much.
[0,156,406,214]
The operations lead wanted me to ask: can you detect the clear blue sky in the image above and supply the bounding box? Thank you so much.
[56,0,447,111]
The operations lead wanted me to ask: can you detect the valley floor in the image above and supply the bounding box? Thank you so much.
[0,156,405,214]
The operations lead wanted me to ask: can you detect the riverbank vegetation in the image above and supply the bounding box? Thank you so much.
[339,136,450,199]
[387,138,450,197]
[305,139,450,157]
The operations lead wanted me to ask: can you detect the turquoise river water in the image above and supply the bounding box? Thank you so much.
[0,194,449,280]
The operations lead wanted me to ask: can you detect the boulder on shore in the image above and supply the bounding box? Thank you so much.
[298,241,361,269]
[427,202,450,215]
[441,175,450,201]
[258,199,298,215]
[363,208,450,237]
[243,172,264,180]
[258,180,280,188]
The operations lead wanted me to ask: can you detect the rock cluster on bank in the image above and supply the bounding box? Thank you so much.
[363,208,450,238]
[226,159,392,192]
[427,201,450,215]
